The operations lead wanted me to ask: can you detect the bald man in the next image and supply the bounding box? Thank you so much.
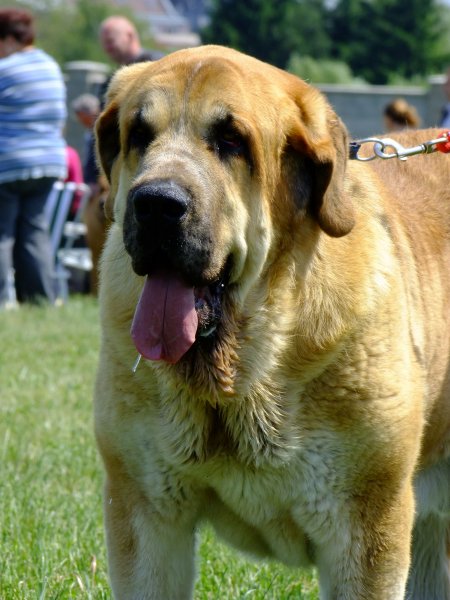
[99,15,164,66]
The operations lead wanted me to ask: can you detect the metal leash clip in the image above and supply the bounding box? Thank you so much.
[349,132,450,162]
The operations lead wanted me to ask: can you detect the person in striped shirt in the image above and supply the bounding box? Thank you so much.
[0,7,67,306]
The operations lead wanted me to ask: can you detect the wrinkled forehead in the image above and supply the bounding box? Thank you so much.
[118,55,289,137]
[130,60,241,111]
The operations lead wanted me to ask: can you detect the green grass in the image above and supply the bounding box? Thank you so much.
[0,297,319,599]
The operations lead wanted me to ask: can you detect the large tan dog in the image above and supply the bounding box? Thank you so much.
[94,45,450,599]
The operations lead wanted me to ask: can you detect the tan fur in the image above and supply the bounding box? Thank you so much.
[94,46,450,599]
[83,177,109,295]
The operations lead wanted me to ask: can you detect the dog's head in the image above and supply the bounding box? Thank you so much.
[95,45,353,374]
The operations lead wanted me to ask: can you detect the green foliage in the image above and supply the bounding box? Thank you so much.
[330,0,450,84]
[201,0,292,67]
[0,298,320,598]
[202,0,450,84]
[283,0,331,60]
[440,3,450,59]
[37,0,115,66]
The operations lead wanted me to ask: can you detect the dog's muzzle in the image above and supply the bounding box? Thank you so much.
[124,179,228,364]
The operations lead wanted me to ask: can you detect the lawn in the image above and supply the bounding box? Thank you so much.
[0,297,319,599]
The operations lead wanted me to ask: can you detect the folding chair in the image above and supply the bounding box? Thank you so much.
[46,181,92,301]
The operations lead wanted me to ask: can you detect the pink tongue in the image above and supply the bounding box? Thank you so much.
[131,272,198,364]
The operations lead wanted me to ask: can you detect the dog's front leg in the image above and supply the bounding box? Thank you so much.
[103,474,197,600]
[313,482,415,600]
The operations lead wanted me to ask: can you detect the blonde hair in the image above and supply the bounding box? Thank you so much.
[384,98,421,129]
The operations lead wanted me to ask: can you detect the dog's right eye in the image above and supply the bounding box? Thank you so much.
[128,123,154,154]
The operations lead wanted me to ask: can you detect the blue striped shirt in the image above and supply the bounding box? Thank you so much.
[0,48,67,184]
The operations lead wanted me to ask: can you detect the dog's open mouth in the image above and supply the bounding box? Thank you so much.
[131,268,227,364]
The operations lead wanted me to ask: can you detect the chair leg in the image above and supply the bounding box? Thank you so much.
[53,263,69,304]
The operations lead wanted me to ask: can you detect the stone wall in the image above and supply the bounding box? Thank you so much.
[318,75,446,139]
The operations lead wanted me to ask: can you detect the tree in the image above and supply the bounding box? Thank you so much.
[201,0,292,67]
[374,0,446,79]
[283,0,331,60]
[203,0,450,84]
[330,0,450,84]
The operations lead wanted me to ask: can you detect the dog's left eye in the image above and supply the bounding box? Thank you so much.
[216,131,244,155]
[210,124,246,160]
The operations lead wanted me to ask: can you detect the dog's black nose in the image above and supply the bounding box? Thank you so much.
[131,180,190,226]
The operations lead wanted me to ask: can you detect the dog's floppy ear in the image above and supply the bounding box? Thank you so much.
[95,64,141,181]
[95,100,120,221]
[286,80,354,237]
[95,101,120,185]
[95,63,150,221]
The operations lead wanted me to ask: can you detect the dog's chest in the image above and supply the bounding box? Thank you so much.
[154,384,299,468]
[147,391,349,543]
[154,427,347,567]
